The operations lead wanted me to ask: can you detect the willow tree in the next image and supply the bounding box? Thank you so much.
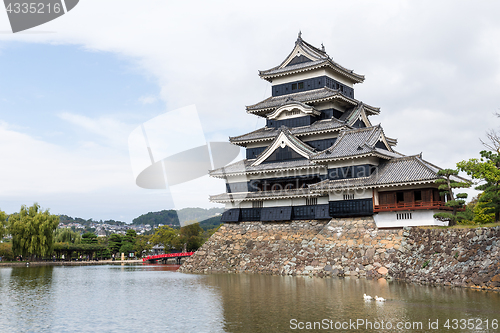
[0,210,7,240]
[8,203,59,260]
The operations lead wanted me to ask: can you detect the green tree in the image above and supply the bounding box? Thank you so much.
[174,223,203,252]
[8,203,59,260]
[55,228,81,244]
[0,209,7,240]
[457,150,500,222]
[124,229,137,243]
[150,226,178,253]
[0,242,14,261]
[134,235,152,258]
[108,234,122,255]
[119,229,136,256]
[81,232,98,244]
[433,169,470,226]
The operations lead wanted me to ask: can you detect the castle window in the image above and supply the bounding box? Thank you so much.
[298,82,304,89]
[306,198,317,206]
[292,83,297,90]
[252,201,263,208]
[396,213,412,220]
[414,190,422,202]
[343,193,354,200]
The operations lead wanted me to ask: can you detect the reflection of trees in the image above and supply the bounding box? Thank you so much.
[10,266,54,291]
[4,266,55,331]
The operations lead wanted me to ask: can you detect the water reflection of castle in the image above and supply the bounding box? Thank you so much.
[211,33,461,227]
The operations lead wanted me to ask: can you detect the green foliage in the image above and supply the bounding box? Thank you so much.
[131,207,224,227]
[150,226,178,252]
[132,210,180,226]
[119,242,134,254]
[175,223,203,252]
[81,232,98,244]
[433,169,470,226]
[107,234,122,254]
[0,242,14,260]
[199,215,223,231]
[134,235,152,258]
[457,150,500,222]
[8,203,59,259]
[473,196,495,224]
[54,228,81,244]
[118,229,137,255]
[422,260,430,268]
[0,209,7,240]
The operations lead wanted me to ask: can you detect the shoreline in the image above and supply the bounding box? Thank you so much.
[0,259,145,267]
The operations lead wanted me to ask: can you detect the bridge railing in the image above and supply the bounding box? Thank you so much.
[143,252,194,261]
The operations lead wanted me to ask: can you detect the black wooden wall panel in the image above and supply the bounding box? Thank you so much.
[246,146,267,159]
[314,204,330,219]
[329,199,373,217]
[261,207,293,221]
[272,75,354,99]
[241,208,261,221]
[221,208,241,222]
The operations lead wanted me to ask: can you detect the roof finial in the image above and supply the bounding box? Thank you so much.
[321,43,325,52]
[298,30,302,39]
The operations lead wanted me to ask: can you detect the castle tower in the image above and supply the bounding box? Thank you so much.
[210,33,462,227]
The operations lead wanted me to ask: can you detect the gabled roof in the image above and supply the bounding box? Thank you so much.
[251,127,315,166]
[258,33,365,84]
[229,117,346,146]
[210,188,321,203]
[309,155,465,191]
[339,103,373,128]
[247,87,365,115]
[267,100,321,119]
[209,158,325,178]
[311,125,399,162]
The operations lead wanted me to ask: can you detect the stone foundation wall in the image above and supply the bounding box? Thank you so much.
[392,227,500,290]
[180,219,500,290]
[179,217,402,278]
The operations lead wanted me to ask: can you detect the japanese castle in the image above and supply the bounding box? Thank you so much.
[210,33,454,228]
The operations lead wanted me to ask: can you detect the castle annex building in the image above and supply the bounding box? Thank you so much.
[210,33,460,228]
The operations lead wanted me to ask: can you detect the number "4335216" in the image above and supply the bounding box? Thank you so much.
[6,3,62,14]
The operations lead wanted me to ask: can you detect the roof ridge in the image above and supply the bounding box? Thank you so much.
[230,126,273,141]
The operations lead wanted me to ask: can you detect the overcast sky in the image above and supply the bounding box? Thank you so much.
[0,0,499,222]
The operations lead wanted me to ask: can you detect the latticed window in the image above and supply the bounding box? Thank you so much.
[306,197,317,205]
[252,201,263,208]
[343,193,354,200]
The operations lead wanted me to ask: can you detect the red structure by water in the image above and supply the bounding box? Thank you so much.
[143,252,194,262]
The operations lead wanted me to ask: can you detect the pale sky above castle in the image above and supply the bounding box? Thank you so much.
[0,0,498,222]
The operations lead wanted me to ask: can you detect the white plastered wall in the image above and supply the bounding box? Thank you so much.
[329,188,373,201]
[374,210,448,228]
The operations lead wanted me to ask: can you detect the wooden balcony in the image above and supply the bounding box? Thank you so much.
[373,201,452,212]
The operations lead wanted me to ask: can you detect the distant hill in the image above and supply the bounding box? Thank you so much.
[131,210,179,226]
[131,207,224,227]
[58,215,127,227]
[199,215,223,230]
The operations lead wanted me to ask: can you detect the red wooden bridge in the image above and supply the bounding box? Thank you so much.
[143,252,194,264]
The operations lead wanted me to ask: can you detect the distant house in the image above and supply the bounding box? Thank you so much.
[151,244,164,255]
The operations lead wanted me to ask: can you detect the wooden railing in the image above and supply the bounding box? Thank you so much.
[373,201,452,212]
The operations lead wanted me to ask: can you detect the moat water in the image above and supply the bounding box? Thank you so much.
[0,264,499,332]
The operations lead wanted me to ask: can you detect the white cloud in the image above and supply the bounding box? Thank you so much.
[58,112,134,149]
[1,0,500,218]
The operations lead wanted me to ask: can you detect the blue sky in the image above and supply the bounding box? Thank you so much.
[0,1,499,222]
[0,43,163,145]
